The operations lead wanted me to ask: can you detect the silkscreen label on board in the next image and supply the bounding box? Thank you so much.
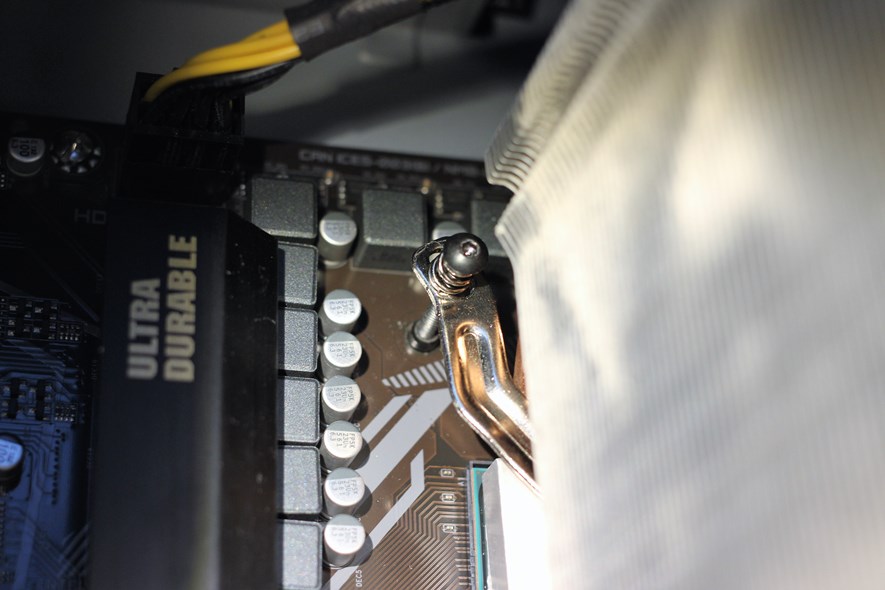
[126,235,198,382]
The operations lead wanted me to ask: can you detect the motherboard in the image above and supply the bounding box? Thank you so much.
[0,110,514,590]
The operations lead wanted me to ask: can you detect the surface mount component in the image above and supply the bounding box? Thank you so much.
[279,244,318,307]
[250,175,318,241]
[354,189,427,270]
[6,136,46,177]
[280,309,319,374]
[318,288,362,334]
[320,420,363,469]
[278,377,321,445]
[321,376,361,423]
[278,446,322,516]
[470,200,508,260]
[323,467,366,517]
[320,331,362,378]
[323,514,366,568]
[318,212,358,268]
[412,233,536,490]
[279,521,323,590]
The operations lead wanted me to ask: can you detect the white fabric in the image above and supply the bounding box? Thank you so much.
[493,1,885,588]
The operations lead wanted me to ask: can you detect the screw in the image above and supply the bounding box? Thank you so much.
[407,234,489,352]
[407,306,440,353]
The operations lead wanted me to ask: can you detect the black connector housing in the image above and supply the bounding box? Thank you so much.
[120,72,245,205]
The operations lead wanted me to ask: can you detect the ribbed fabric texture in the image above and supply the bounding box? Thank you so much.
[492,1,885,588]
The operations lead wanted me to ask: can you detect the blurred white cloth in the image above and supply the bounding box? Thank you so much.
[491,1,885,588]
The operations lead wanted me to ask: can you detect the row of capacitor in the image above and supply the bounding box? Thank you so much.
[313,278,371,568]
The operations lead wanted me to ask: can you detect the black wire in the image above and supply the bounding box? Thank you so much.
[184,60,297,95]
[216,59,297,98]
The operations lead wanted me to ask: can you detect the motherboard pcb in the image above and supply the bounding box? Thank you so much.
[0,115,114,589]
[317,267,491,590]
[249,141,513,590]
[0,111,514,589]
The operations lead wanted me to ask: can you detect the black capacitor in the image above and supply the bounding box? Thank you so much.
[6,136,46,177]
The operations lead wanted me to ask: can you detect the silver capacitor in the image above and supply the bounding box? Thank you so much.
[323,514,366,567]
[319,420,363,469]
[323,467,366,516]
[432,220,467,241]
[318,212,358,268]
[321,376,361,423]
[320,332,362,379]
[319,289,362,335]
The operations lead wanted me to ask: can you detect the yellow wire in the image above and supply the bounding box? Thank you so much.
[242,19,289,42]
[144,44,301,102]
[143,20,300,103]
[184,33,295,66]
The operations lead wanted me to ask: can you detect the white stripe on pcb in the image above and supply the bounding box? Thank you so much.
[418,365,436,384]
[412,369,427,385]
[427,362,444,381]
[404,371,418,386]
[361,394,411,444]
[357,388,450,491]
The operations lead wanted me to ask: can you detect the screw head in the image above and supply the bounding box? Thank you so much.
[442,233,489,277]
